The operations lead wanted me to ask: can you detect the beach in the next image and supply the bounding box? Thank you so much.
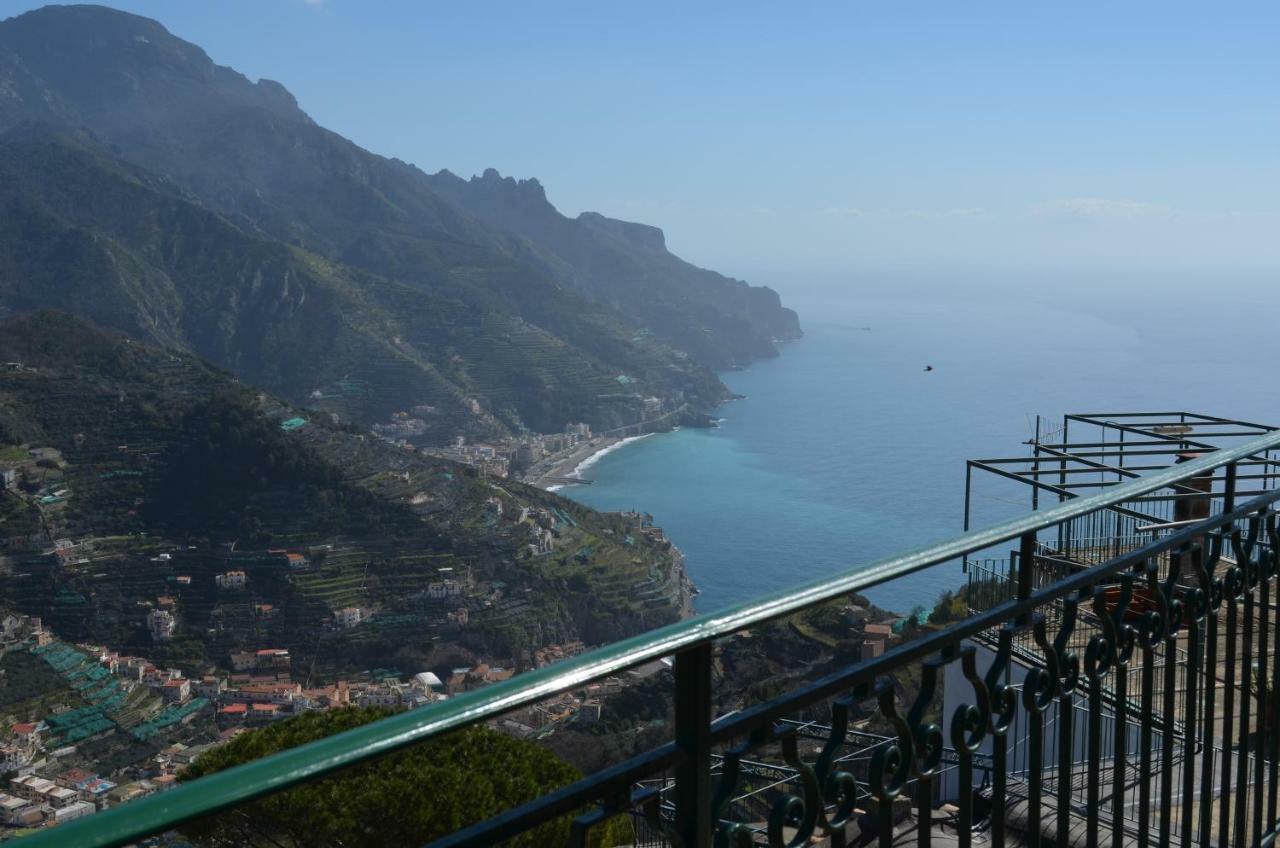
[522,434,653,490]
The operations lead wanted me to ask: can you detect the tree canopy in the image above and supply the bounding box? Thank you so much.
[179,707,629,847]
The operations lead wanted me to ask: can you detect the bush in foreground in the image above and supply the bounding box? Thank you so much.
[180,707,629,847]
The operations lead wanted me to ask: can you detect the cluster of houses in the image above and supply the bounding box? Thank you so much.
[474,497,565,559]
[1,612,49,647]
[416,421,597,478]
[1,604,685,836]
[207,647,458,725]
[214,570,247,590]
[147,607,176,642]
[0,723,213,835]
[2,770,101,829]
[0,722,41,781]
[369,407,436,442]
[98,650,198,698]
[209,672,445,725]
[843,602,904,660]
[532,641,586,669]
[140,545,316,641]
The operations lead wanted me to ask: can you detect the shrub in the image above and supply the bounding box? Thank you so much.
[180,707,630,847]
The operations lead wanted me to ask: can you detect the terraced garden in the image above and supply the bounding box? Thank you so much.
[30,641,168,737]
[2,314,694,690]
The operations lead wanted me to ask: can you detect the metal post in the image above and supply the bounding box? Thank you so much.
[1224,462,1238,514]
[963,462,973,574]
[1017,532,1036,624]
[674,644,713,848]
[1032,414,1041,511]
[1058,418,1070,554]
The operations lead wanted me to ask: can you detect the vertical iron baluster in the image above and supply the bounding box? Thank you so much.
[985,626,1017,848]
[1018,532,1036,620]
[673,644,713,848]
[1159,645,1177,847]
[1162,625,1177,848]
[955,727,973,848]
[1268,516,1280,838]
[871,681,913,848]
[1180,590,1201,848]
[906,658,945,848]
[766,728,823,848]
[1255,546,1268,848]
[1220,463,1239,848]
[1221,567,1241,848]
[710,734,756,848]
[1156,550,1184,848]
[1192,535,1223,848]
[1111,574,1137,848]
[1198,576,1220,848]
[814,696,859,848]
[1134,559,1164,848]
[1024,615,1059,848]
[1138,623,1156,848]
[949,648,990,848]
[1087,588,1116,848]
[1024,671,1047,848]
[1236,547,1254,848]
[1054,596,1081,848]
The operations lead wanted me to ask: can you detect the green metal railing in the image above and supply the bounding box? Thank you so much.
[27,426,1280,847]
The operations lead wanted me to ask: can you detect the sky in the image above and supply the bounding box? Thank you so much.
[4,1,1277,278]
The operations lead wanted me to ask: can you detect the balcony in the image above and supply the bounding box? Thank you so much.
[24,411,1280,847]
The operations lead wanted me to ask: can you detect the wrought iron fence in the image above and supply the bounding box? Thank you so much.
[24,427,1280,848]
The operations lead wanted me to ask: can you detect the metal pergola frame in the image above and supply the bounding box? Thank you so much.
[962,412,1274,525]
[962,411,1280,569]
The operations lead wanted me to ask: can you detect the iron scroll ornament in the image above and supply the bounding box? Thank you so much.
[948,646,991,757]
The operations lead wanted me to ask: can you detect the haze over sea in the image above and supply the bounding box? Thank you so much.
[562,270,1280,616]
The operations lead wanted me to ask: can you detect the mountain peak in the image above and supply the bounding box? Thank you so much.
[3,4,209,68]
[473,168,548,204]
[0,3,312,125]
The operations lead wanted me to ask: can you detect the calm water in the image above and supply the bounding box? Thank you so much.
[563,271,1280,615]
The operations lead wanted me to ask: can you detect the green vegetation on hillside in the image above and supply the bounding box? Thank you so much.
[0,3,785,442]
[179,708,629,848]
[0,312,690,671]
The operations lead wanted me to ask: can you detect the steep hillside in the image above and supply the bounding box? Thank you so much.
[429,169,801,368]
[0,312,693,676]
[0,130,724,439]
[0,4,798,390]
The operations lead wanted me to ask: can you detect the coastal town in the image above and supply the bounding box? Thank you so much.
[413,421,605,487]
[0,609,629,838]
[2,586,915,840]
[368,393,691,490]
[0,426,698,838]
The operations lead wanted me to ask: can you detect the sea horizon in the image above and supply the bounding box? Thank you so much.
[559,269,1280,617]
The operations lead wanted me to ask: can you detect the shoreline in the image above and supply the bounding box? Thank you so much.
[519,436,617,490]
[568,433,654,481]
[523,433,655,491]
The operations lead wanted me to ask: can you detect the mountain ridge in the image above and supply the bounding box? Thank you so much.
[0,3,799,442]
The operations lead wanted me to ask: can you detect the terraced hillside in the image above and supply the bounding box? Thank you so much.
[0,637,202,775]
[0,312,693,679]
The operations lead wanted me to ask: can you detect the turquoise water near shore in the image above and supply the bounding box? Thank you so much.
[561,272,1280,615]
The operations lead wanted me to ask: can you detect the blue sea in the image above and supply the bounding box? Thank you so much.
[562,270,1280,615]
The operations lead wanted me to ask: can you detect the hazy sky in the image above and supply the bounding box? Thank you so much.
[6,1,1277,276]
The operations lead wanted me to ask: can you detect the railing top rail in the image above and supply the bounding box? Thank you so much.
[34,427,1280,848]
